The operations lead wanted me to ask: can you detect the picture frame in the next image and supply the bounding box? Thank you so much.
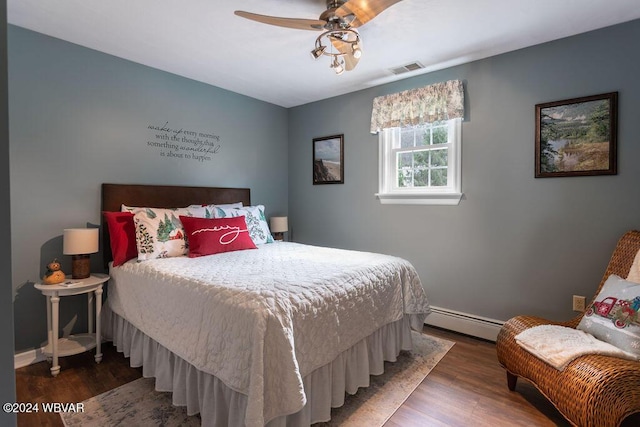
[535,92,617,178]
[313,134,344,185]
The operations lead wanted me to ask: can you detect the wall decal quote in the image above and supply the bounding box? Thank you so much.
[147,121,222,162]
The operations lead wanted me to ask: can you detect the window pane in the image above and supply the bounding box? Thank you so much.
[430,168,447,186]
[430,148,448,167]
[414,150,429,168]
[400,128,414,148]
[397,152,413,187]
[432,126,448,145]
[398,168,412,187]
[414,169,429,187]
[413,151,429,187]
[398,152,412,167]
[417,127,430,146]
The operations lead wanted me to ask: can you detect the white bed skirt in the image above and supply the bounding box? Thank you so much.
[103,306,416,426]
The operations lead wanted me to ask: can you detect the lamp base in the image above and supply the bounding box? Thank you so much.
[273,232,284,241]
[71,254,91,279]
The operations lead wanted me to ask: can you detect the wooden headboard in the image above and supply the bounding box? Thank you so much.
[101,183,251,267]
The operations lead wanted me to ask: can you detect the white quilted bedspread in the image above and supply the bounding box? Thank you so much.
[108,242,431,426]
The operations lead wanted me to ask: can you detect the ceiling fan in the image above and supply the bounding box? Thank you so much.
[235,0,404,75]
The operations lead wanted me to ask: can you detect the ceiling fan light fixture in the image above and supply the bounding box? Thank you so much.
[332,57,345,75]
[311,45,326,60]
[235,0,405,75]
[352,43,362,59]
[313,27,361,74]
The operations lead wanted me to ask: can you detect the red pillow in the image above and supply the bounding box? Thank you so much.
[180,216,257,257]
[103,211,137,266]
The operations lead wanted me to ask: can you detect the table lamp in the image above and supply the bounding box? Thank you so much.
[270,216,288,241]
[63,228,99,279]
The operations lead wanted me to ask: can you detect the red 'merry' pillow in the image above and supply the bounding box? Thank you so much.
[180,215,257,257]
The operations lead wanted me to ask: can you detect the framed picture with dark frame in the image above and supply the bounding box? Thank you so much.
[313,134,344,185]
[535,92,617,178]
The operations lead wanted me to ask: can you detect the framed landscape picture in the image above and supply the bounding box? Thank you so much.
[535,92,617,178]
[313,134,344,185]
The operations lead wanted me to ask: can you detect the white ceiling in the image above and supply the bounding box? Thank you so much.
[8,0,640,108]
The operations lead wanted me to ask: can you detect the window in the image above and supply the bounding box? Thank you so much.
[370,79,465,204]
[377,118,462,205]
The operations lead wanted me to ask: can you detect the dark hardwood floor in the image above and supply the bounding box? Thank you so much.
[15,326,640,426]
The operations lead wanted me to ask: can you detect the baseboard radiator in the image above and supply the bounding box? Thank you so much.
[425,306,504,342]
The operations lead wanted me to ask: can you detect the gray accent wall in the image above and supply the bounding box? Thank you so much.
[9,25,288,352]
[288,20,640,323]
[2,1,17,425]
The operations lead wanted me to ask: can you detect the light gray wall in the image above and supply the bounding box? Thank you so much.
[1,2,17,426]
[288,20,640,323]
[9,25,288,352]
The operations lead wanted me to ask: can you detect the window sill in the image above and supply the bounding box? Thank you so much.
[375,192,463,206]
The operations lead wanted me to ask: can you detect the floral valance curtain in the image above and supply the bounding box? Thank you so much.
[370,79,465,134]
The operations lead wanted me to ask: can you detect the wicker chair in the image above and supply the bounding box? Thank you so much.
[496,230,640,427]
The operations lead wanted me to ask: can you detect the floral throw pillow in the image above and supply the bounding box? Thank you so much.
[577,274,640,357]
[213,205,274,245]
[126,207,194,260]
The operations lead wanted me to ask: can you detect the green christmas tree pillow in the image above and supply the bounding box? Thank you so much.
[127,207,194,261]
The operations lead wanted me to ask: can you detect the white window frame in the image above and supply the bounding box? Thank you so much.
[376,118,462,205]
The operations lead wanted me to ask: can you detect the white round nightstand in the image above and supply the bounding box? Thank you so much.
[34,273,109,377]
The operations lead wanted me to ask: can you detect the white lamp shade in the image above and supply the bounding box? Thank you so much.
[63,228,99,255]
[270,217,288,233]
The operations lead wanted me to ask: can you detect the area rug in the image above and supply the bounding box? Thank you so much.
[61,331,453,427]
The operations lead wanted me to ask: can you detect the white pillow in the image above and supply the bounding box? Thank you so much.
[577,274,640,357]
[213,205,274,244]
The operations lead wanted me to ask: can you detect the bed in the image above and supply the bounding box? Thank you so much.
[100,183,431,427]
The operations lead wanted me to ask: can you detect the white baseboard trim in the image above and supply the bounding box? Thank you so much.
[425,306,504,342]
[15,339,109,369]
[14,347,47,369]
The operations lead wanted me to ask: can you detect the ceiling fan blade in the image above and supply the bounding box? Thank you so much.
[329,37,361,71]
[335,0,403,28]
[234,11,325,31]
[342,51,360,71]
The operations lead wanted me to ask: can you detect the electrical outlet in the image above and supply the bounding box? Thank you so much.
[572,295,586,312]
